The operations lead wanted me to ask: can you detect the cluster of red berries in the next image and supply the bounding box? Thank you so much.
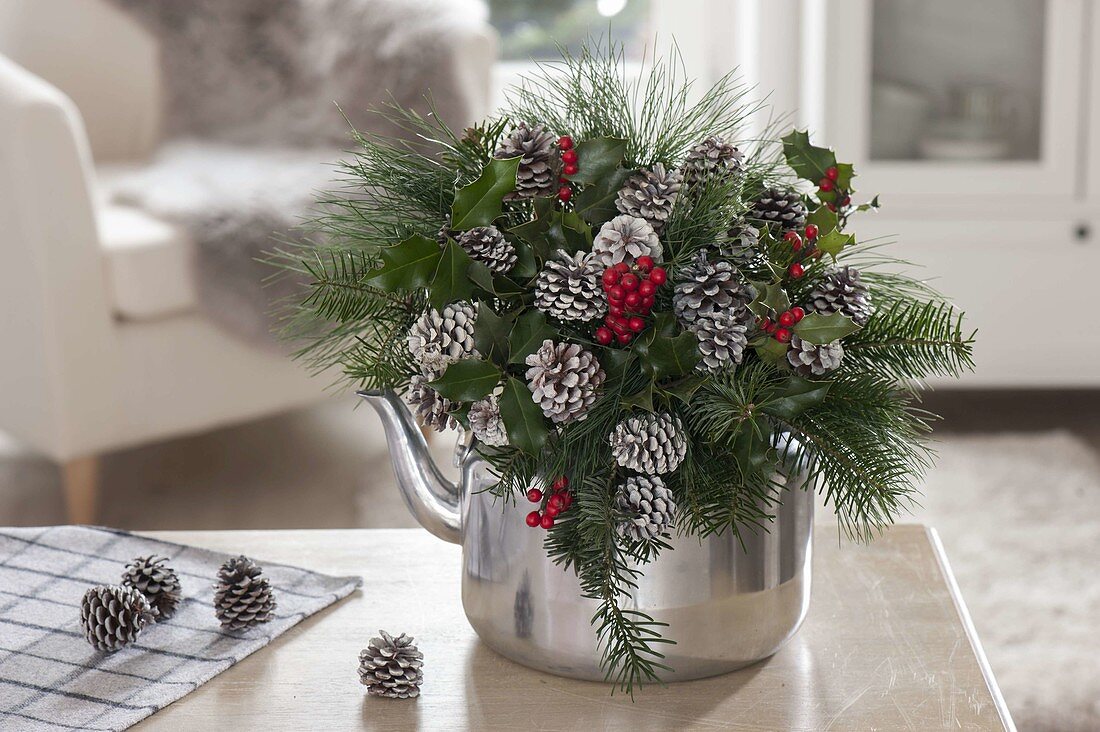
[782,223,821,280]
[758,306,806,344]
[557,136,576,203]
[525,476,572,530]
[593,257,667,346]
[819,166,851,212]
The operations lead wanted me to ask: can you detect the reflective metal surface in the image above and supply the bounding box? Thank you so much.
[360,389,814,681]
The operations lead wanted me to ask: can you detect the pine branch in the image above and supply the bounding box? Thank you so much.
[844,300,975,382]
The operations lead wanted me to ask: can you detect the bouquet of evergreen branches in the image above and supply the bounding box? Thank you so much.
[279,42,974,691]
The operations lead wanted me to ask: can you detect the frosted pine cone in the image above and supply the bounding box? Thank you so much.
[469,395,508,447]
[615,163,682,233]
[407,301,478,375]
[609,413,687,476]
[213,555,276,630]
[81,585,153,652]
[456,226,517,275]
[616,475,676,542]
[786,335,844,377]
[121,555,181,621]
[692,311,749,373]
[722,221,760,265]
[525,340,605,424]
[405,375,458,432]
[591,215,662,268]
[494,122,559,199]
[681,136,744,188]
[808,267,873,325]
[534,250,607,322]
[750,187,807,232]
[672,252,755,329]
[359,630,424,699]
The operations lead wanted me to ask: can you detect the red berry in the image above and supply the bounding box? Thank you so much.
[649,267,667,286]
[827,203,837,212]
[608,285,625,302]
[614,262,630,273]
[620,273,640,291]
[775,328,792,343]
[557,135,574,151]
[624,291,642,309]
[553,476,569,491]
[602,269,621,287]
[804,224,819,240]
[784,230,801,245]
[628,316,646,332]
[608,304,624,318]
[840,195,851,206]
[778,311,795,327]
[636,255,655,272]
[563,163,579,176]
[788,263,804,279]
[540,513,555,529]
[825,166,838,181]
[548,494,565,510]
[526,511,541,527]
[557,186,572,202]
[761,318,776,334]
[527,488,543,503]
[608,319,628,335]
[562,492,573,508]
[791,306,805,322]
[641,295,655,310]
[562,149,578,164]
[638,280,656,297]
[595,327,614,345]
[616,332,633,344]
[819,179,834,192]
[546,503,561,518]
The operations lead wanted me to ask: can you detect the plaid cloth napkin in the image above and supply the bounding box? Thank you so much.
[0,525,361,731]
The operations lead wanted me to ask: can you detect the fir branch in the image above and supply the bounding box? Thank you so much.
[844,300,975,382]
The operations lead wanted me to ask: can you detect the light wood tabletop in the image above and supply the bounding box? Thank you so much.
[134,525,1012,731]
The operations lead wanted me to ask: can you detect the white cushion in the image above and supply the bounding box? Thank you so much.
[97,205,196,320]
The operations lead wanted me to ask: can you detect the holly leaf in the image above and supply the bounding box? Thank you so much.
[854,195,881,214]
[763,376,831,420]
[574,167,632,225]
[429,241,475,308]
[835,163,855,191]
[508,310,556,364]
[546,211,591,254]
[792,312,861,344]
[621,383,655,412]
[364,234,441,292]
[450,156,521,230]
[659,375,706,405]
[781,129,837,184]
[805,205,839,235]
[637,329,700,380]
[499,377,549,455]
[748,281,791,318]
[468,261,526,299]
[429,359,501,402]
[753,336,790,365]
[816,229,854,261]
[568,137,627,185]
[510,239,538,278]
[473,303,513,367]
[600,348,635,381]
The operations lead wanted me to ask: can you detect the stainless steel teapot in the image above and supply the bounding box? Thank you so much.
[361,389,813,682]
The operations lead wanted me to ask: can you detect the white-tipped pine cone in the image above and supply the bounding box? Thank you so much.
[808,266,873,325]
[723,221,760,264]
[591,215,662,269]
[405,375,458,432]
[407,301,478,375]
[469,395,508,447]
[787,335,844,377]
[609,413,687,476]
[213,555,276,630]
[525,340,605,424]
[692,311,749,374]
[534,250,607,322]
[359,630,424,699]
[672,252,755,329]
[494,122,560,199]
[751,187,807,232]
[121,555,181,621]
[81,585,153,652]
[456,225,516,275]
[616,475,676,542]
[615,163,682,233]
[681,136,744,188]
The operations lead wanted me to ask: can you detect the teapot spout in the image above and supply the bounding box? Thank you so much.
[358,389,462,544]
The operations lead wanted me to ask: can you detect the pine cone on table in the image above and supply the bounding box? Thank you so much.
[213,556,276,630]
[615,163,682,233]
[534,250,607,323]
[591,215,662,269]
[121,555,181,621]
[609,412,687,476]
[525,340,605,424]
[405,375,458,432]
[807,266,873,325]
[691,310,749,374]
[786,335,844,377]
[672,252,755,329]
[615,475,676,542]
[406,301,479,376]
[750,187,807,232]
[681,136,744,188]
[455,226,517,275]
[359,630,424,699]
[494,122,560,199]
[468,395,508,447]
[81,585,153,652]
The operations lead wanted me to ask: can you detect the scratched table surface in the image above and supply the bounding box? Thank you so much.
[134,526,1012,731]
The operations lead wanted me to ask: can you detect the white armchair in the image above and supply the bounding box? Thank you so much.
[0,0,495,523]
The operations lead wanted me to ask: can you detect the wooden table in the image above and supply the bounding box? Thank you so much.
[135,526,1012,731]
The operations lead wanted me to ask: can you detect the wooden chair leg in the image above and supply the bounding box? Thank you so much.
[61,455,100,525]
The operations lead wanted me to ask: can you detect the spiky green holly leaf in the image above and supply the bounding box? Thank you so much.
[781,129,838,185]
[499,376,549,455]
[792,311,861,344]
[468,260,526,299]
[450,156,521,230]
[574,167,632,225]
[508,310,556,364]
[568,137,626,185]
[806,205,839,235]
[429,241,475,308]
[429,359,501,402]
[636,328,700,380]
[510,238,538,278]
[748,281,791,318]
[546,210,592,255]
[621,383,655,412]
[763,376,831,420]
[816,229,854,260]
[753,336,789,364]
[600,348,636,381]
[364,234,441,292]
[659,375,706,405]
[473,303,514,367]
